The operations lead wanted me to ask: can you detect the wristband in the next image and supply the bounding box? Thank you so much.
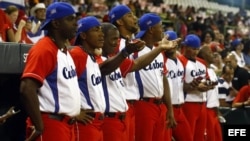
[121,48,129,58]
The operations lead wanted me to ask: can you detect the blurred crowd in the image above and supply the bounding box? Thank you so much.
[1,0,250,42]
[1,0,250,78]
[1,0,250,44]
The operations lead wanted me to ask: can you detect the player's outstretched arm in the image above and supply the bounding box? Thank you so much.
[130,37,181,72]
[100,39,145,75]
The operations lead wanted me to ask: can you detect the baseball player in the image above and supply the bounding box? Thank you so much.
[164,30,192,141]
[100,22,144,141]
[20,2,81,141]
[100,22,130,141]
[108,5,140,141]
[197,46,223,141]
[178,34,212,141]
[70,16,145,141]
[133,13,176,141]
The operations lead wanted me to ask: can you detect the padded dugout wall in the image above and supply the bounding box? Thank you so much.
[0,42,32,74]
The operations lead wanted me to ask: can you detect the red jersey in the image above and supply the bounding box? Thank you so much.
[0,9,12,42]
[233,85,250,103]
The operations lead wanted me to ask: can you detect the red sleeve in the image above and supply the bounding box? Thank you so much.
[21,38,56,84]
[233,85,250,103]
[177,55,188,79]
[120,58,134,78]
[178,54,188,67]
[95,55,104,64]
[196,57,207,66]
[70,46,87,77]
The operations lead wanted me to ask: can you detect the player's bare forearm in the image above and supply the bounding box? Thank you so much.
[162,77,173,114]
[20,78,44,136]
[163,77,173,112]
[130,47,164,71]
[100,40,145,75]
[184,80,210,93]
[100,53,128,75]
[183,82,194,92]
[183,78,201,93]
[131,38,180,72]
[162,77,176,127]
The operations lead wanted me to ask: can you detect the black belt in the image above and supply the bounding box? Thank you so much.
[140,98,163,105]
[44,113,76,125]
[173,104,182,108]
[104,112,126,120]
[126,100,136,105]
[185,102,206,105]
[86,112,104,120]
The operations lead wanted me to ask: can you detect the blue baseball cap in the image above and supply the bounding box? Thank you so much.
[108,5,131,24]
[135,13,161,39]
[74,16,101,45]
[40,2,76,30]
[164,30,177,41]
[231,38,241,49]
[182,34,201,48]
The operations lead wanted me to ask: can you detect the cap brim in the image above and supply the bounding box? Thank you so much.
[135,30,146,39]
[40,19,51,30]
